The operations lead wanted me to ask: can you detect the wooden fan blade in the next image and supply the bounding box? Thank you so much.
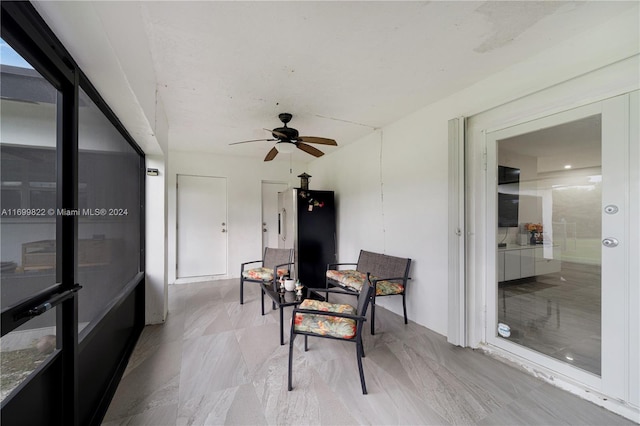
[298,136,337,146]
[297,142,324,158]
[264,128,288,139]
[264,147,278,161]
[229,138,276,145]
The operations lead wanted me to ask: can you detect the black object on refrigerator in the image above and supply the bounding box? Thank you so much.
[278,188,336,287]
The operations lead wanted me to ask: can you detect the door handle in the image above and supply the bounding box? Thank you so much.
[602,238,619,248]
[281,208,287,241]
[15,285,82,321]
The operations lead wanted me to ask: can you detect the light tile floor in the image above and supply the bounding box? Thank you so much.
[102,279,634,425]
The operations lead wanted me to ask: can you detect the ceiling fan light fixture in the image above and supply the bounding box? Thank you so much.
[275,141,296,154]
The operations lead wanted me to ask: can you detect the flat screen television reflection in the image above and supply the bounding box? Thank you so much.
[498,165,520,228]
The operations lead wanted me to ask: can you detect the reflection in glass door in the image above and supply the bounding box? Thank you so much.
[0,38,60,401]
[494,114,602,375]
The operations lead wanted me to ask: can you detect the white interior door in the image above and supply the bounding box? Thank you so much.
[177,174,227,278]
[261,181,288,252]
[484,94,631,394]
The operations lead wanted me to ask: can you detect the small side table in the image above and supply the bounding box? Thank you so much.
[260,283,324,345]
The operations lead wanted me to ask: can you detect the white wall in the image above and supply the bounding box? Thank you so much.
[143,88,170,324]
[305,12,638,418]
[308,9,639,338]
[310,102,454,335]
[167,151,309,285]
[145,154,168,324]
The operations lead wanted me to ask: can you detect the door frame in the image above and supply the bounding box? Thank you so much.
[1,6,79,424]
[480,95,631,398]
[447,117,466,346]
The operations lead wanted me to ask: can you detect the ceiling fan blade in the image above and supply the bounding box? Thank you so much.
[264,128,288,139]
[298,136,337,146]
[229,138,276,145]
[264,147,278,161]
[297,142,324,158]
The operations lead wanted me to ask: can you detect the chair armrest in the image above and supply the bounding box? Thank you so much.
[240,259,262,273]
[307,287,358,295]
[326,262,358,270]
[292,307,367,322]
[369,276,409,284]
[274,261,294,270]
[241,259,263,269]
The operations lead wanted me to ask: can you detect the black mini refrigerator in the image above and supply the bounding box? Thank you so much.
[278,188,337,287]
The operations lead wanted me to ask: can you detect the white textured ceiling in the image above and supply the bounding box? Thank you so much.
[32,1,636,161]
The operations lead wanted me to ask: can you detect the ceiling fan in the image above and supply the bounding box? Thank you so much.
[229,113,337,161]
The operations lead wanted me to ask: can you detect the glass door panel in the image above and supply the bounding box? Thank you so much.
[495,114,602,375]
[77,88,142,336]
[0,38,59,403]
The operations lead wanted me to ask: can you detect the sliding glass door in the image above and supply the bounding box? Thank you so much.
[0,30,78,424]
[0,37,63,406]
[485,95,631,393]
[1,4,145,425]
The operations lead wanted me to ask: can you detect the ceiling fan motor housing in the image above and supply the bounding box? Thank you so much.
[272,126,299,141]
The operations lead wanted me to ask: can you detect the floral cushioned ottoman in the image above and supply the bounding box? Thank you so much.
[293,299,357,339]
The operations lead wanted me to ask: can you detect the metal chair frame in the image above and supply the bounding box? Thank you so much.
[288,277,374,394]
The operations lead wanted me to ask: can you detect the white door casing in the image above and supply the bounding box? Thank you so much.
[177,174,227,278]
[261,181,288,252]
[448,117,466,346]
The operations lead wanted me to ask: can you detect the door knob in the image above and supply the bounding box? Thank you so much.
[263,228,267,232]
[602,238,618,248]
[222,229,227,233]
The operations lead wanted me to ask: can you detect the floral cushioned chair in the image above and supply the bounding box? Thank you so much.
[239,247,293,304]
[326,250,411,335]
[288,277,374,395]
